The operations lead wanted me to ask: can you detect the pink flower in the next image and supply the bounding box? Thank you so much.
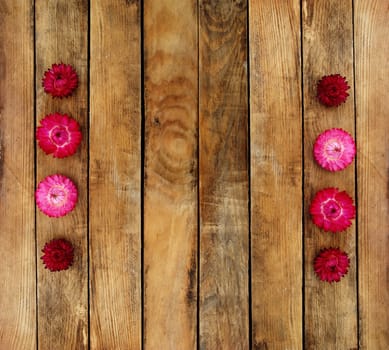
[317,74,350,107]
[35,174,78,218]
[41,239,74,272]
[309,188,355,233]
[314,248,350,283]
[313,128,356,171]
[42,63,78,98]
[36,113,82,158]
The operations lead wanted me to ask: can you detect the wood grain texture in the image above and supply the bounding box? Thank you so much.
[302,1,358,349]
[0,1,36,349]
[89,1,141,349]
[354,1,389,348]
[35,1,88,348]
[249,1,302,348]
[143,1,198,348]
[199,1,249,348]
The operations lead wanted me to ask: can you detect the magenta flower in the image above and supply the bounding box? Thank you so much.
[41,239,74,272]
[317,74,350,107]
[309,188,356,233]
[42,63,78,98]
[314,248,350,283]
[36,113,82,158]
[35,174,78,218]
[313,128,356,172]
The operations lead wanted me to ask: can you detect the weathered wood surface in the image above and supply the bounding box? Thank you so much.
[143,1,198,348]
[35,1,89,349]
[302,1,358,349]
[355,1,389,349]
[199,1,249,349]
[89,1,142,349]
[0,1,35,349]
[249,1,303,349]
[0,1,387,349]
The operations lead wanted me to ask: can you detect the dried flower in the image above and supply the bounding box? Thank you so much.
[35,174,78,218]
[42,63,78,98]
[41,239,74,271]
[314,248,350,283]
[309,187,355,233]
[317,74,350,107]
[36,113,82,158]
[313,128,356,171]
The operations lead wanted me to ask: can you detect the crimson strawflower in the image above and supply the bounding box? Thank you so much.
[36,113,82,158]
[309,188,355,233]
[41,239,74,272]
[35,174,78,218]
[314,248,350,283]
[317,74,350,107]
[42,63,78,98]
[313,128,356,171]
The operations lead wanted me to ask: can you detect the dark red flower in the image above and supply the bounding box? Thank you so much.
[309,187,356,233]
[317,74,350,107]
[41,239,74,272]
[314,248,350,283]
[36,113,82,158]
[42,63,78,98]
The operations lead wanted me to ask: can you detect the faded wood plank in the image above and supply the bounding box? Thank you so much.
[89,1,142,349]
[143,1,198,348]
[199,1,249,348]
[354,1,389,348]
[249,1,303,348]
[302,1,358,349]
[35,1,88,348]
[0,1,36,349]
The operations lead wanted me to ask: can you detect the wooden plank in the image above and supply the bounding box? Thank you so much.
[249,1,302,348]
[302,1,358,349]
[199,1,249,348]
[89,1,142,349]
[0,1,36,349]
[354,1,389,348]
[35,1,88,348]
[143,1,198,348]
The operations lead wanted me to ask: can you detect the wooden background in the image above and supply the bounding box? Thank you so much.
[0,0,388,349]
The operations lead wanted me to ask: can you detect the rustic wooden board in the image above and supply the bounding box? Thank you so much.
[249,1,303,348]
[0,1,36,349]
[302,1,358,349]
[35,1,89,348]
[89,1,142,349]
[198,1,249,348]
[143,1,198,348]
[355,1,389,348]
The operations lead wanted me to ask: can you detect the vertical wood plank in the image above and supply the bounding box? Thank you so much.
[0,1,36,349]
[143,1,198,348]
[249,1,303,348]
[355,1,389,348]
[89,1,142,349]
[199,1,249,348]
[302,1,358,349]
[35,1,88,348]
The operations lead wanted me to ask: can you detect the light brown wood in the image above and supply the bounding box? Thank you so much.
[89,1,142,349]
[35,1,88,348]
[198,1,249,349]
[249,1,303,348]
[355,1,389,348]
[302,1,358,349]
[143,1,198,348]
[0,1,36,349]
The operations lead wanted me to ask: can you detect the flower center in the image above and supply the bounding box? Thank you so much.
[48,185,68,207]
[49,126,70,147]
[326,255,339,272]
[53,75,68,90]
[327,84,339,97]
[324,138,344,160]
[322,199,342,220]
